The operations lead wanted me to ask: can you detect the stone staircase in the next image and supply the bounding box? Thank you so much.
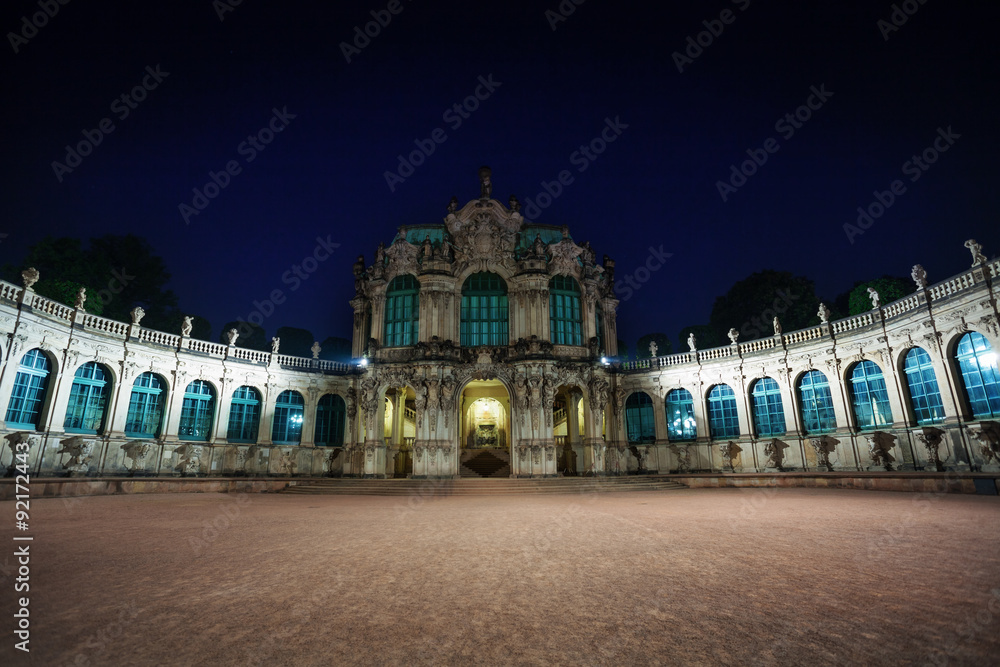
[460,449,510,478]
[281,475,689,496]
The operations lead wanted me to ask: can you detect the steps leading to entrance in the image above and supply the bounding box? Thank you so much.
[281,476,689,496]
[460,449,510,478]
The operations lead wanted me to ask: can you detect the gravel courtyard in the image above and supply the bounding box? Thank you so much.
[2,487,999,666]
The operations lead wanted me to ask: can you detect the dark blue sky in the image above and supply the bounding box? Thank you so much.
[3,0,998,351]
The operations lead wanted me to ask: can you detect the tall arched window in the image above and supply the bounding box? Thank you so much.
[750,377,786,436]
[461,272,508,346]
[64,362,111,434]
[227,386,261,443]
[903,347,944,424]
[624,392,655,443]
[384,275,419,347]
[315,394,346,446]
[798,370,837,434]
[595,302,604,353]
[272,390,305,444]
[848,361,893,429]
[707,384,740,438]
[955,331,1000,419]
[665,388,697,441]
[549,275,582,346]
[179,380,216,441]
[4,349,51,429]
[125,372,166,438]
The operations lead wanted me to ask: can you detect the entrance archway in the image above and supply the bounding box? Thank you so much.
[552,385,586,475]
[458,379,511,477]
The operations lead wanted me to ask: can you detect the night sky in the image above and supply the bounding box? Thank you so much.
[3,0,998,352]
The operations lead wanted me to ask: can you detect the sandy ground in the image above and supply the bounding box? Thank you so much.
[1,487,999,666]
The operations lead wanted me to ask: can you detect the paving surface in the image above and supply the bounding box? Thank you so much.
[2,487,999,666]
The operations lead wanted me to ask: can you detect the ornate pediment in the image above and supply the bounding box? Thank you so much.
[445,198,520,274]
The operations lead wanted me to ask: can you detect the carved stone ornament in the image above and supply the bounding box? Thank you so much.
[764,438,789,471]
[21,267,40,291]
[57,436,94,473]
[809,435,838,472]
[965,239,987,267]
[911,264,928,290]
[384,238,420,281]
[122,440,151,473]
[966,421,1000,467]
[914,426,947,472]
[817,303,831,324]
[670,444,691,473]
[547,234,583,277]
[865,431,897,471]
[226,328,239,345]
[868,287,881,310]
[311,341,321,359]
[728,328,739,345]
[719,441,741,472]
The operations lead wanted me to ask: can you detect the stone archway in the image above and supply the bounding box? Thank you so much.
[458,379,512,477]
[552,385,586,475]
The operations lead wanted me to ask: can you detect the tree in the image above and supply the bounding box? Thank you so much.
[3,234,180,330]
[319,336,353,362]
[616,339,628,360]
[840,275,915,316]
[35,279,105,316]
[276,327,314,358]
[220,320,267,351]
[709,270,820,342]
[187,315,212,341]
[678,324,722,351]
[636,333,672,358]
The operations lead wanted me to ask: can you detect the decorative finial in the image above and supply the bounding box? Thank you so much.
[911,264,928,290]
[21,267,40,291]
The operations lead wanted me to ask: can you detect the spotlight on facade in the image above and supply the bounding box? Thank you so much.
[600,356,609,366]
[358,358,369,368]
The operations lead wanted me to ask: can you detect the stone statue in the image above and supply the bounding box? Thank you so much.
[508,195,520,212]
[311,341,321,359]
[810,435,838,472]
[670,444,691,473]
[579,241,596,267]
[914,426,946,472]
[447,196,459,213]
[130,307,145,326]
[478,165,492,199]
[531,234,547,259]
[271,337,280,354]
[773,317,782,336]
[21,267,39,290]
[57,436,92,473]
[374,242,386,268]
[353,254,365,277]
[421,235,433,260]
[965,239,987,266]
[728,328,739,345]
[967,421,1000,467]
[867,287,880,310]
[122,440,150,474]
[687,333,697,352]
[226,328,239,345]
[911,264,928,290]
[181,316,193,337]
[764,438,789,471]
[720,441,742,472]
[74,287,87,310]
[649,341,658,358]
[817,303,831,324]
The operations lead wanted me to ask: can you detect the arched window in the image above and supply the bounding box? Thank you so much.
[955,331,1000,419]
[848,361,893,429]
[798,370,837,434]
[64,362,111,433]
[707,384,740,439]
[903,347,944,424]
[227,386,261,443]
[125,372,166,438]
[384,275,419,347]
[665,388,697,441]
[750,377,786,437]
[4,349,51,429]
[624,392,655,443]
[272,390,305,444]
[315,394,346,446]
[549,275,582,346]
[461,272,508,346]
[179,380,216,441]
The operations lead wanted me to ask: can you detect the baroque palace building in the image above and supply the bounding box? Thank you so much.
[1,169,1000,480]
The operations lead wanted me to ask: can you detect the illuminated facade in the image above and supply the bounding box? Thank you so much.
[1,171,999,479]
